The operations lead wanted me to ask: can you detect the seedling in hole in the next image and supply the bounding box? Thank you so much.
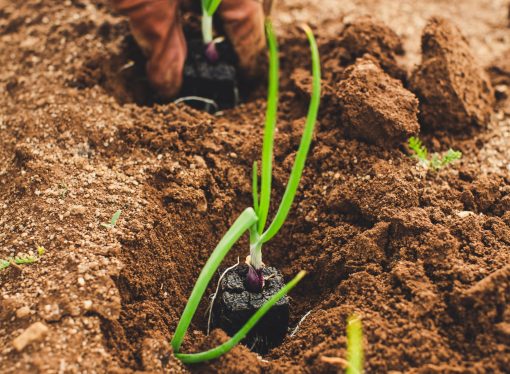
[101,210,121,229]
[201,0,223,63]
[321,315,364,374]
[246,21,321,292]
[408,137,462,171]
[169,20,321,363]
[0,246,46,272]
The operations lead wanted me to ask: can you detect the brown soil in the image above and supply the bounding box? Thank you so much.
[1,0,510,373]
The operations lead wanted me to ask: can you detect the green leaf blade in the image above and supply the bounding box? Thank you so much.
[252,161,260,215]
[261,24,321,243]
[110,210,122,226]
[257,19,280,235]
[205,0,222,16]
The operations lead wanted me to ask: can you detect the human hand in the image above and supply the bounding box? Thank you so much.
[111,0,265,99]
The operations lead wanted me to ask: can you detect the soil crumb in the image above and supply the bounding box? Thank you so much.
[336,56,419,147]
[410,17,495,133]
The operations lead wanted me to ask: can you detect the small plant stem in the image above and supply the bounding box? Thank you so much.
[252,161,259,215]
[346,315,364,374]
[257,20,279,235]
[175,271,306,364]
[202,10,213,44]
[171,208,258,353]
[260,24,321,244]
[248,226,263,269]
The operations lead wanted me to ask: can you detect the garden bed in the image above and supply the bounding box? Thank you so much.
[1,0,510,372]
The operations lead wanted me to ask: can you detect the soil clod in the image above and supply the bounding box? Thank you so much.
[327,15,406,81]
[336,56,419,147]
[410,17,495,133]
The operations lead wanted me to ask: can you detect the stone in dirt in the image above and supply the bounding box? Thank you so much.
[334,16,407,81]
[409,17,494,133]
[336,56,420,147]
[12,322,49,352]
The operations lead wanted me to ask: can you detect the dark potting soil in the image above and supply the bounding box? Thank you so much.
[212,264,289,354]
[179,39,239,113]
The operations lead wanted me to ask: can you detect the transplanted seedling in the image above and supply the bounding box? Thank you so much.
[408,136,462,171]
[170,20,321,362]
[180,0,238,111]
[201,0,223,62]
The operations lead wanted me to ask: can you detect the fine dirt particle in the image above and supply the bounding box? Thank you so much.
[336,56,419,147]
[12,322,49,352]
[410,17,495,133]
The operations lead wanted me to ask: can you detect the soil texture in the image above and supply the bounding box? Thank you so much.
[1,0,510,373]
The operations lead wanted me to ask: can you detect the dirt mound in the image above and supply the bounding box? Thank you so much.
[336,56,419,147]
[410,17,495,133]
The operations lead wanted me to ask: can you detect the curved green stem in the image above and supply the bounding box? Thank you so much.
[261,25,321,244]
[175,270,306,364]
[171,208,258,352]
[257,19,279,235]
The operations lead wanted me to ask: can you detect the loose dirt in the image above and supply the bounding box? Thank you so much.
[1,0,509,373]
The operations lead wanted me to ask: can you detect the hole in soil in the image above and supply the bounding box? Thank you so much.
[101,174,331,369]
[75,28,257,112]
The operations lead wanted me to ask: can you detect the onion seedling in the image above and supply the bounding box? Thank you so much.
[246,21,321,292]
[170,21,321,363]
[201,0,223,62]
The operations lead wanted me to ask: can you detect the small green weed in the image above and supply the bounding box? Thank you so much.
[320,315,364,373]
[101,210,122,229]
[0,246,46,272]
[346,315,364,374]
[408,137,462,171]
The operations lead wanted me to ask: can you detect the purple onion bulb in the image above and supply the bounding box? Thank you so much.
[246,266,264,293]
[204,41,220,64]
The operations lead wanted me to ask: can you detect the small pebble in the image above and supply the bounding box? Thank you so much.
[12,322,49,352]
[16,306,31,319]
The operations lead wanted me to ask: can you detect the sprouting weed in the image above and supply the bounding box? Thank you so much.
[408,136,428,163]
[0,259,10,270]
[320,315,364,373]
[0,246,46,272]
[408,137,462,171]
[59,183,69,199]
[346,315,364,374]
[37,245,45,256]
[101,210,122,229]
